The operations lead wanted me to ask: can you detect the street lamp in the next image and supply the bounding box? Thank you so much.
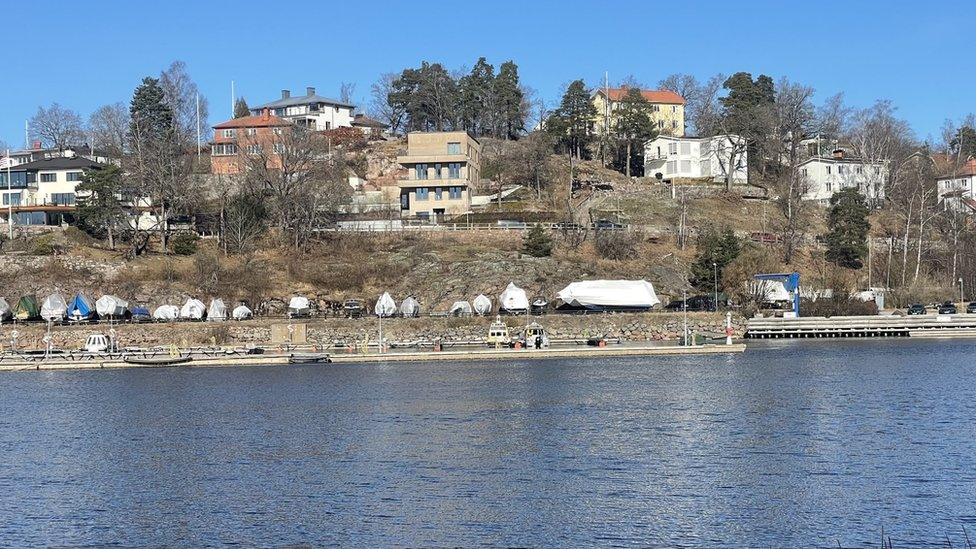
[682,289,688,346]
[712,261,719,312]
[960,278,965,306]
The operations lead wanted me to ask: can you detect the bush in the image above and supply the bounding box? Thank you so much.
[800,297,878,317]
[171,232,199,255]
[594,229,637,260]
[30,233,58,256]
[522,224,553,257]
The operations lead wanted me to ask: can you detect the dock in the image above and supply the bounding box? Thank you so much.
[0,343,746,372]
[746,315,976,339]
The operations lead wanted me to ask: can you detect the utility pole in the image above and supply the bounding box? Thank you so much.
[24,120,28,149]
[682,289,688,346]
[195,92,202,159]
[230,80,235,118]
[712,262,719,311]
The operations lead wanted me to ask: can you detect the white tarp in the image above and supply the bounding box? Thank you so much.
[180,298,206,320]
[449,301,473,316]
[153,305,179,321]
[0,297,10,321]
[473,294,492,315]
[374,292,397,317]
[750,280,791,302]
[40,293,67,321]
[288,296,310,314]
[208,299,228,321]
[499,282,529,312]
[557,280,661,309]
[232,305,253,320]
[400,297,419,317]
[96,295,129,318]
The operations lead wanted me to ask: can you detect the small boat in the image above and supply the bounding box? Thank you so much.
[288,353,331,364]
[530,297,549,316]
[123,356,193,366]
[129,306,152,322]
[84,334,111,353]
[287,296,311,318]
[486,315,511,347]
[519,322,550,349]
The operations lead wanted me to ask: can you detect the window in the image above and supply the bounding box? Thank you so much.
[447,142,461,154]
[246,144,262,155]
[658,120,665,129]
[50,193,75,205]
[434,164,442,179]
[246,128,256,136]
[0,172,27,188]
[448,163,461,178]
[415,164,428,180]
[273,128,283,136]
[435,187,443,200]
[672,120,678,129]
[273,143,285,154]
[679,142,691,155]
[856,166,863,174]
[671,105,677,113]
[668,142,678,155]
[801,168,808,176]
[449,186,462,199]
[2,192,21,206]
[416,187,429,200]
[66,172,83,182]
[838,165,846,175]
[666,161,677,173]
[41,173,57,182]
[680,160,691,173]
[212,143,238,156]
[826,166,832,175]
[651,105,660,113]
[826,182,832,192]
[222,129,237,138]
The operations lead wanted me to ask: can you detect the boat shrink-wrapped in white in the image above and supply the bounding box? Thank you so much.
[40,293,68,321]
[400,297,419,317]
[556,280,660,310]
[232,304,253,320]
[153,304,179,321]
[449,301,473,316]
[207,299,228,321]
[473,294,492,315]
[374,292,397,317]
[180,298,206,320]
[0,297,10,321]
[96,295,129,318]
[499,282,529,312]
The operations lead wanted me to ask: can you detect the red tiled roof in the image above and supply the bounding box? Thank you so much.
[601,87,686,105]
[213,109,291,129]
[953,159,976,178]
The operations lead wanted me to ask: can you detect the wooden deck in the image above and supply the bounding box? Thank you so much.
[746,315,976,339]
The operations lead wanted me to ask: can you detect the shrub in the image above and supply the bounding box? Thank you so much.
[171,232,199,255]
[594,229,637,260]
[522,224,553,257]
[800,297,878,317]
[30,233,58,256]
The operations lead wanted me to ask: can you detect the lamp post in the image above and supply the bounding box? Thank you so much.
[960,278,965,307]
[712,261,719,312]
[682,289,688,346]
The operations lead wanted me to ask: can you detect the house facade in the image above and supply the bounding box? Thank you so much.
[397,131,481,221]
[6,141,116,167]
[592,87,686,137]
[210,109,292,175]
[643,134,748,184]
[351,113,389,139]
[0,156,104,226]
[251,87,355,131]
[798,151,887,203]
[936,159,976,213]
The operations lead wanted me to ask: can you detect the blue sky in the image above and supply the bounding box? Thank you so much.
[4,0,973,147]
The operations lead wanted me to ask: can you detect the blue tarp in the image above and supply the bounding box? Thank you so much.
[67,293,94,320]
[129,306,151,320]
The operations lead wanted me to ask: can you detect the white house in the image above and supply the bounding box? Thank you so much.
[798,151,887,204]
[252,87,355,131]
[936,159,976,213]
[0,156,105,226]
[8,141,117,166]
[643,134,748,184]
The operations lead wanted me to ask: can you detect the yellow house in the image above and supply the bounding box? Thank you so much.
[397,131,481,221]
[592,87,686,137]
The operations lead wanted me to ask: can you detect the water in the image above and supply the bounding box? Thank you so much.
[2,339,976,547]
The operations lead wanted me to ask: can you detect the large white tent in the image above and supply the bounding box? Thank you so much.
[556,280,660,311]
[374,292,397,317]
[473,294,492,315]
[499,282,529,313]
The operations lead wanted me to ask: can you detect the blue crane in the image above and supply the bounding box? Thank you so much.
[753,272,801,317]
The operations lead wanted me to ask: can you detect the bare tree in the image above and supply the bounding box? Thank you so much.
[771,79,817,263]
[368,73,405,135]
[29,103,85,151]
[160,60,210,147]
[339,82,357,106]
[88,102,129,159]
[659,73,724,136]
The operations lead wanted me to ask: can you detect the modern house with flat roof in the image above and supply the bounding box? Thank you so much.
[251,87,355,132]
[644,134,748,184]
[397,131,481,221]
[0,156,105,226]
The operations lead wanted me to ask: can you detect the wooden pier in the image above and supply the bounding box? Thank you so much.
[746,315,976,339]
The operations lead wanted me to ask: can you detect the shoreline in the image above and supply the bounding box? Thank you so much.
[0,342,747,372]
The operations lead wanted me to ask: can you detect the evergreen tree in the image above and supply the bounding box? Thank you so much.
[458,57,495,136]
[951,125,976,160]
[690,227,741,292]
[522,224,553,257]
[234,97,250,118]
[824,187,870,269]
[546,80,597,159]
[494,61,525,140]
[612,87,657,177]
[129,77,174,141]
[76,165,126,249]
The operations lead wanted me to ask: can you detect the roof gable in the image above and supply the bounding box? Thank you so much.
[599,87,686,105]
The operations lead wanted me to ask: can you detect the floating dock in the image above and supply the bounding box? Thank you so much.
[0,343,745,372]
[746,315,976,339]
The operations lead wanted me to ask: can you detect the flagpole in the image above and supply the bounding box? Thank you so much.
[196,92,201,158]
[6,149,12,240]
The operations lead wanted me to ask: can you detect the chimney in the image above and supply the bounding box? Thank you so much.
[31,140,42,150]
[261,108,270,119]
[832,149,844,159]
[281,89,290,99]
[306,86,315,97]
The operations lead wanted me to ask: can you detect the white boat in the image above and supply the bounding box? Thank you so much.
[95,295,129,318]
[152,305,179,321]
[499,282,529,314]
[180,298,206,320]
[207,299,228,321]
[374,292,397,318]
[84,334,110,353]
[288,296,311,318]
[40,293,68,322]
[232,304,253,320]
[486,316,510,347]
[473,294,492,316]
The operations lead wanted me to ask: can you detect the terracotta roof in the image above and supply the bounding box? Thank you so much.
[945,159,976,178]
[600,87,686,105]
[213,109,291,129]
[352,113,389,129]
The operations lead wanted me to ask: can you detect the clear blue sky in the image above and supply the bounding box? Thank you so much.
[4,0,973,147]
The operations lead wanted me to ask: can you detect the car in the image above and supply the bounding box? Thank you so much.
[906,304,927,315]
[665,295,715,312]
[343,299,365,319]
[968,302,976,314]
[594,219,626,230]
[937,301,957,315]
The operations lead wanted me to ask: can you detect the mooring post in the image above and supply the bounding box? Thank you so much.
[725,312,733,345]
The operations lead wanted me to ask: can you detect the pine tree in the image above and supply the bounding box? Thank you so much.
[234,97,250,118]
[494,61,525,140]
[612,87,656,176]
[546,80,597,159]
[522,224,553,257]
[458,57,495,136]
[690,227,741,292]
[824,188,871,269]
[129,77,174,142]
[76,165,126,249]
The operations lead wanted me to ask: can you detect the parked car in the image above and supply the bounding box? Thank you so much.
[665,295,715,312]
[594,219,626,230]
[907,304,927,315]
[937,301,957,315]
[968,302,976,314]
[343,299,364,319]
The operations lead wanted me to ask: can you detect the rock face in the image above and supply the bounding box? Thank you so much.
[0,312,742,350]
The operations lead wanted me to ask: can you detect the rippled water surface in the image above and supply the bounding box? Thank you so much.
[2,339,976,546]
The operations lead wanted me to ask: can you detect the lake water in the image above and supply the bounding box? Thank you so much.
[2,339,976,547]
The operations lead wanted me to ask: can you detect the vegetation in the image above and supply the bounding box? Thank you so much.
[690,228,741,293]
[522,224,553,257]
[824,188,870,269]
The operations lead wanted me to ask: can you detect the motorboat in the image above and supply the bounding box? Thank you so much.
[486,316,511,347]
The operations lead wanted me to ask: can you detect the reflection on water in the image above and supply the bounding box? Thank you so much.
[1,339,975,546]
